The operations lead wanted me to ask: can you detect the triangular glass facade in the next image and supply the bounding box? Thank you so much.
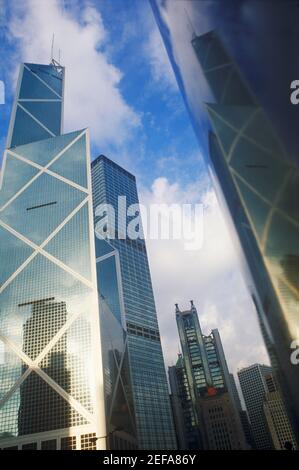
[0,62,106,450]
[49,133,88,188]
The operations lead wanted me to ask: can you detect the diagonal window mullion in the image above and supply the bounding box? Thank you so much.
[7,149,88,194]
[33,309,82,366]
[0,368,32,409]
[0,328,95,424]
[231,169,299,231]
[261,170,293,250]
[23,64,62,99]
[0,197,91,293]
[18,103,56,137]
[34,367,95,424]
[0,129,87,213]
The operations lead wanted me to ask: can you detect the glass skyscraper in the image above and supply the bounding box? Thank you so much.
[0,62,107,449]
[172,301,246,449]
[151,0,299,438]
[91,155,176,449]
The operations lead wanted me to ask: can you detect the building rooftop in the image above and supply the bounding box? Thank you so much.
[91,154,136,181]
[238,363,272,373]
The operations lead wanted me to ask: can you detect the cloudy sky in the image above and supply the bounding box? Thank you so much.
[0,0,269,379]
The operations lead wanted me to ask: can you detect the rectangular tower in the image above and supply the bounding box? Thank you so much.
[263,374,298,450]
[0,62,106,450]
[238,364,298,450]
[238,363,274,449]
[91,155,176,449]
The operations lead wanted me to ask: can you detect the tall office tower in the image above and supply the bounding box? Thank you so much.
[150,1,299,438]
[173,301,246,449]
[263,373,298,450]
[238,364,274,449]
[91,155,176,449]
[0,62,107,450]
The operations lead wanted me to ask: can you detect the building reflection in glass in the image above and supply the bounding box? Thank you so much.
[18,299,69,435]
[150,0,299,438]
[96,236,138,449]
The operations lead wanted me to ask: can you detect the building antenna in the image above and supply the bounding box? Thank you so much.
[50,35,63,72]
[184,7,196,40]
[51,33,55,62]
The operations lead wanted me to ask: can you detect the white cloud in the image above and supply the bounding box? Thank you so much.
[7,0,140,149]
[145,25,178,91]
[140,176,269,377]
[155,0,214,136]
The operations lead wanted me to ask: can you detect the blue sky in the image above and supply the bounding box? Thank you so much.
[0,0,269,376]
[0,0,204,188]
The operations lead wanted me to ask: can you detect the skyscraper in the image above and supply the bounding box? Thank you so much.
[263,373,298,450]
[238,364,274,449]
[91,155,176,449]
[0,62,106,450]
[150,0,299,437]
[173,301,246,449]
